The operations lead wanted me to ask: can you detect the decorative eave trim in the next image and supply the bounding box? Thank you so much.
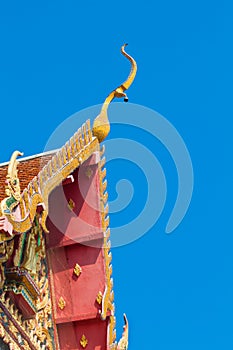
[98,145,117,348]
[3,120,100,234]
[0,149,58,168]
[0,292,42,350]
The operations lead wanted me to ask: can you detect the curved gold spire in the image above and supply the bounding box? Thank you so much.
[92,44,137,143]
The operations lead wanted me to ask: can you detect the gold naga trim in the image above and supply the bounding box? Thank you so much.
[92,43,137,143]
[80,334,88,348]
[0,120,99,236]
[98,145,116,347]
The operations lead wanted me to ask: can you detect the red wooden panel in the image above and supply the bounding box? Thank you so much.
[48,242,106,323]
[57,318,108,350]
[46,162,102,249]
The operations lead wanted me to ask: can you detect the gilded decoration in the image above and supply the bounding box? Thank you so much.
[98,145,116,347]
[0,239,14,289]
[0,119,99,238]
[0,151,23,215]
[0,214,56,350]
[92,44,137,143]
[85,167,93,179]
[98,145,130,349]
[58,296,66,310]
[73,263,82,277]
[96,291,103,305]
[0,44,137,349]
[67,198,75,211]
[80,334,88,348]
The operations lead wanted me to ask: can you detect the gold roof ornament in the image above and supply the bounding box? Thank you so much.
[0,151,23,216]
[6,151,23,200]
[92,44,137,143]
[116,314,129,350]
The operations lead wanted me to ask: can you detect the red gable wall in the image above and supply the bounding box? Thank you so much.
[46,154,109,349]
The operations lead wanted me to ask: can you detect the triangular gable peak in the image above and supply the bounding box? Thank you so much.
[0,44,137,350]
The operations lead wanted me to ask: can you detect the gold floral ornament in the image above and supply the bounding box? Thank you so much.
[73,263,82,277]
[80,334,88,348]
[85,167,93,179]
[58,296,66,310]
[92,43,137,143]
[96,291,103,305]
[67,198,75,211]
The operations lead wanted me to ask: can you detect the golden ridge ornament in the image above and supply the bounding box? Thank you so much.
[92,44,137,143]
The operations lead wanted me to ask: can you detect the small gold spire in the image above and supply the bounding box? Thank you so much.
[92,44,137,143]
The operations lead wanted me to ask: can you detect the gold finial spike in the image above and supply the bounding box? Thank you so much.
[74,130,81,152]
[56,152,63,168]
[61,147,67,165]
[86,119,92,141]
[66,141,71,161]
[70,135,76,157]
[78,128,84,148]
[92,44,137,143]
[52,156,58,173]
[82,123,88,145]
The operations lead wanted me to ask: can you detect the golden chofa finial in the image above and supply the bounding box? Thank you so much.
[92,44,137,143]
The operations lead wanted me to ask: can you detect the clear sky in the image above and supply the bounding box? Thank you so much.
[0,1,232,349]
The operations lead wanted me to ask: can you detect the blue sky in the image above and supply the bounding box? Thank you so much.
[0,1,232,349]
